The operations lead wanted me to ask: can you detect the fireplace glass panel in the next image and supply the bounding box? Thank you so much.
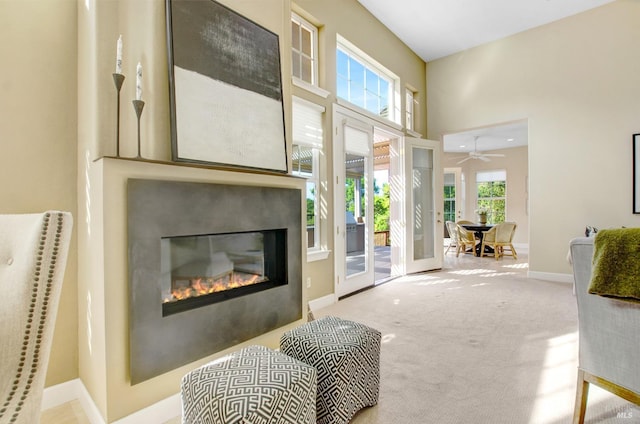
[161,229,287,316]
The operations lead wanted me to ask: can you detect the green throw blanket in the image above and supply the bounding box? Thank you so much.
[589,228,640,301]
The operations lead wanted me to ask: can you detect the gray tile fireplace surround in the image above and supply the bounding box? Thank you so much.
[127,178,302,384]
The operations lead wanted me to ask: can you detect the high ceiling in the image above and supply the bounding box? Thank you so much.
[357,0,615,152]
[357,0,615,62]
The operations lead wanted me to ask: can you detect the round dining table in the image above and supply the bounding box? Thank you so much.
[460,224,495,257]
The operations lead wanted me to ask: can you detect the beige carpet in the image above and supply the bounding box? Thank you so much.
[315,249,640,424]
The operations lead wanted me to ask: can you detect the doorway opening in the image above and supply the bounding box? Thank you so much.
[441,119,529,258]
[334,105,443,298]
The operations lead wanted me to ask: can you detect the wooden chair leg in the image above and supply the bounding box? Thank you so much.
[573,369,589,424]
[510,244,517,259]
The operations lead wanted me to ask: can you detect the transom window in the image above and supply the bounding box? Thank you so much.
[336,36,400,124]
[291,13,318,86]
[477,170,506,224]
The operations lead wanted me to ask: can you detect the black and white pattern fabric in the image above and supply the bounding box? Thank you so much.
[280,316,381,424]
[181,345,317,424]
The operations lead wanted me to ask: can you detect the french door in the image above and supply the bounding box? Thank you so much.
[400,137,443,274]
[444,167,463,230]
[334,105,443,297]
[334,110,375,297]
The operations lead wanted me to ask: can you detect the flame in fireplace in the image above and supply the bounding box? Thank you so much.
[163,272,264,303]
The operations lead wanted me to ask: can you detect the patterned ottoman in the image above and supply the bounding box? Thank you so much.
[181,345,317,424]
[280,316,381,424]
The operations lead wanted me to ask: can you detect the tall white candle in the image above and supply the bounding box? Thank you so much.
[136,62,142,100]
[116,35,123,74]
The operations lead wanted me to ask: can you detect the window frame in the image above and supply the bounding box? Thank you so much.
[476,170,507,224]
[291,97,329,261]
[405,88,415,131]
[336,35,401,126]
[291,12,318,87]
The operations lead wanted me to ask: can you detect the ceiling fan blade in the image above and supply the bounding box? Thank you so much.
[478,156,491,162]
[481,153,506,157]
[457,157,472,164]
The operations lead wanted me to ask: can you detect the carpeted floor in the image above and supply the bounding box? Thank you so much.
[315,249,640,424]
[42,248,639,423]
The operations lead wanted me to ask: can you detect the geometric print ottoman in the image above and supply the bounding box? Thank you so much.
[280,316,381,424]
[180,345,317,424]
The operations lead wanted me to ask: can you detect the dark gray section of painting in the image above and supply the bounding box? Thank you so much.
[127,179,302,384]
[169,0,283,102]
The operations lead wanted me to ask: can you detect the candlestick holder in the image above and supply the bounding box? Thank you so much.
[112,73,125,157]
[132,99,145,158]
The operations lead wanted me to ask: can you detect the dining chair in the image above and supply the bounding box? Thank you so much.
[444,221,457,254]
[480,222,517,260]
[0,211,73,424]
[455,224,477,257]
[456,220,475,225]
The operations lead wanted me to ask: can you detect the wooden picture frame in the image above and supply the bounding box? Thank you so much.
[166,0,288,172]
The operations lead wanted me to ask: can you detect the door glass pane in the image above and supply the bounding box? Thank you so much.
[412,147,434,261]
[345,152,367,277]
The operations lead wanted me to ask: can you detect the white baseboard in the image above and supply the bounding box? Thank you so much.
[42,379,81,410]
[42,379,104,424]
[43,379,180,424]
[528,270,574,284]
[308,293,336,313]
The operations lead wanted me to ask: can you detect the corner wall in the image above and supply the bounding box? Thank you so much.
[0,0,79,387]
[427,0,640,274]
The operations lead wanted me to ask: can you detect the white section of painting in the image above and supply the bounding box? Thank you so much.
[174,66,287,171]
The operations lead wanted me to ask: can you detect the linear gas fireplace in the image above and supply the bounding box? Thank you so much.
[127,179,302,384]
[161,229,287,316]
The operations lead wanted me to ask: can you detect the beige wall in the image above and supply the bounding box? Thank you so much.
[427,0,640,274]
[0,0,78,386]
[443,145,529,245]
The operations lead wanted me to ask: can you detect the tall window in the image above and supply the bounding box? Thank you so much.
[336,36,400,124]
[292,97,324,252]
[291,13,318,86]
[476,170,506,224]
[405,89,415,131]
[444,172,456,223]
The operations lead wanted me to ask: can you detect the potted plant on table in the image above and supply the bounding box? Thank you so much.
[475,207,488,225]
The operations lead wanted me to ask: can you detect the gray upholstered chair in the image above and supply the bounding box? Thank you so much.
[569,237,640,424]
[0,211,73,424]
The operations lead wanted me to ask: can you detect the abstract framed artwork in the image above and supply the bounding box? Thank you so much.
[166,0,288,172]
[634,134,640,213]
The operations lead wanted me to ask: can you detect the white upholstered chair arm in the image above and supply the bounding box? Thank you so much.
[0,211,73,424]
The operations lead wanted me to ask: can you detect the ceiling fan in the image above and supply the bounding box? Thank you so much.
[456,136,505,164]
